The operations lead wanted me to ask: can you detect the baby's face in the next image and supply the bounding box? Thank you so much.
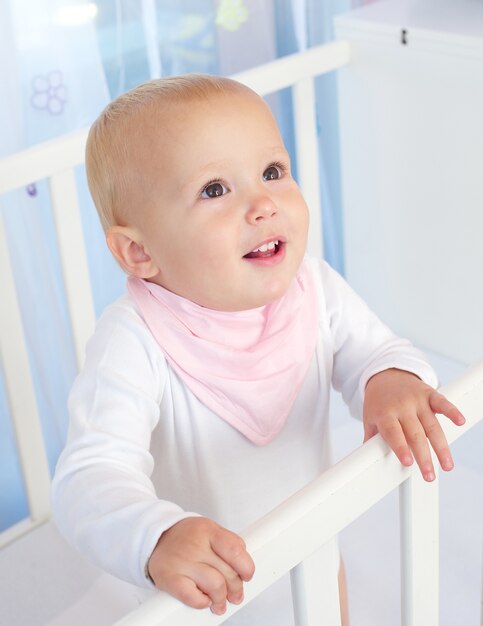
[134,89,309,311]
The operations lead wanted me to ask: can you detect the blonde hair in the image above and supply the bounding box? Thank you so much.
[85,74,253,231]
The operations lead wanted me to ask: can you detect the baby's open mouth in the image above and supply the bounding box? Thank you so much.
[243,239,282,259]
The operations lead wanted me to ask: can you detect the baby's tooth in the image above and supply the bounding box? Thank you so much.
[251,240,278,253]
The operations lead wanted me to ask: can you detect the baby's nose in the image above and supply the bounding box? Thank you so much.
[245,195,277,224]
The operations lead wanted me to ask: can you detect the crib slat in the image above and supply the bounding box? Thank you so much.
[49,169,96,370]
[0,216,51,543]
[291,539,341,626]
[400,470,440,626]
[292,77,323,259]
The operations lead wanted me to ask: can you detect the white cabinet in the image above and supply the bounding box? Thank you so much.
[335,0,483,364]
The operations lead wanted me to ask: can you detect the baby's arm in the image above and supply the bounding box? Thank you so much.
[363,368,465,481]
[147,517,254,615]
[51,318,193,588]
[317,259,465,478]
[52,303,255,613]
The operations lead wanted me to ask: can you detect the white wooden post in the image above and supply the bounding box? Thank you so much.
[400,469,440,626]
[49,169,96,370]
[291,538,341,626]
[0,215,51,543]
[292,77,323,260]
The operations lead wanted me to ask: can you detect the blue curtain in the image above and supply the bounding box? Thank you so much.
[0,0,360,531]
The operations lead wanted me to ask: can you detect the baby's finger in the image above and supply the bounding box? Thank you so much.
[419,409,454,472]
[192,564,229,615]
[211,530,255,582]
[401,417,435,482]
[376,418,414,467]
[208,554,245,605]
[164,573,211,610]
[429,391,466,426]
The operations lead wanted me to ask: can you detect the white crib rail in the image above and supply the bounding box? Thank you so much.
[114,363,483,626]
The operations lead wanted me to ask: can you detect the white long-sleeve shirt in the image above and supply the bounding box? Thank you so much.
[51,258,437,622]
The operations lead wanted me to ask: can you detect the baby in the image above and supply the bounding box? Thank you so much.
[52,74,465,625]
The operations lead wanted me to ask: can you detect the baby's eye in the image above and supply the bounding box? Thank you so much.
[263,165,282,181]
[201,181,228,199]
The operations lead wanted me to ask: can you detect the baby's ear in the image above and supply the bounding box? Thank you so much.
[106,226,159,279]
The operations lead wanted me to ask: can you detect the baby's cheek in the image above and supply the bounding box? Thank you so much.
[199,244,228,266]
[287,191,309,227]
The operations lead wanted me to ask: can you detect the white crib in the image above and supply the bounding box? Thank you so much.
[0,41,482,626]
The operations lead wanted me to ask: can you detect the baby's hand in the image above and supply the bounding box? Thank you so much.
[147,517,255,616]
[363,368,466,482]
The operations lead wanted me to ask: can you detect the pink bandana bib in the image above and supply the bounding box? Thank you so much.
[127,261,319,445]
